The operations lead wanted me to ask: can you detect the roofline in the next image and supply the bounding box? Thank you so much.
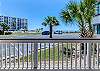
[0,15,27,20]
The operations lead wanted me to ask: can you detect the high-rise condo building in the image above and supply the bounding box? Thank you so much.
[0,16,28,31]
[93,0,100,34]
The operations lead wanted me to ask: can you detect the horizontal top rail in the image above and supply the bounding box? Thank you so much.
[0,38,100,43]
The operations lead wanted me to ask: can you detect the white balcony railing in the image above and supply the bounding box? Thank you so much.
[0,38,100,71]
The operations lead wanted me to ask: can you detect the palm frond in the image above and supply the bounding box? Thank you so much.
[60,10,73,23]
[42,16,59,26]
[0,23,10,31]
[60,0,96,38]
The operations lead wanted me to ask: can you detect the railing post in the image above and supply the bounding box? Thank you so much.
[97,43,99,69]
[34,43,38,69]
[87,43,91,69]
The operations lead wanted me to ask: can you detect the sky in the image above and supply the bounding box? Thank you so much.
[0,0,79,32]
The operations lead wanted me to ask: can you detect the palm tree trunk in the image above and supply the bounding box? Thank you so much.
[3,28,4,35]
[88,20,93,37]
[80,22,85,54]
[50,23,52,38]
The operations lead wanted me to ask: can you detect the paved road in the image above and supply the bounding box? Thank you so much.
[0,33,80,39]
[0,33,99,39]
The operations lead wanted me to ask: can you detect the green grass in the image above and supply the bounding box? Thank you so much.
[20,46,63,62]
[20,43,76,62]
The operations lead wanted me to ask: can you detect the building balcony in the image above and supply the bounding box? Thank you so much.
[0,37,99,71]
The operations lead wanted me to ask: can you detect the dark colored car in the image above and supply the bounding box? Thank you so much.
[42,31,50,35]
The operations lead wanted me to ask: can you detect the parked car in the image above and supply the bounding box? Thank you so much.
[42,31,50,35]
[54,31,63,34]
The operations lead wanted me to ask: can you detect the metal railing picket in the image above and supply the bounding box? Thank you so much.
[5,43,7,69]
[26,43,28,69]
[44,43,46,69]
[66,43,68,69]
[97,43,99,69]
[49,43,50,69]
[9,43,11,69]
[79,43,81,69]
[75,43,77,69]
[22,43,24,69]
[93,43,95,69]
[34,43,38,69]
[58,43,59,69]
[13,43,16,69]
[53,43,55,69]
[31,43,33,69]
[62,43,64,69]
[84,43,86,69]
[70,43,72,69]
[0,43,3,69]
[39,43,41,69]
[18,43,20,69]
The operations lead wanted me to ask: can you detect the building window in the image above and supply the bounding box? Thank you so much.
[96,2,100,15]
[96,5,99,15]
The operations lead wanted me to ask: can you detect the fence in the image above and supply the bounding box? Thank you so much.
[0,38,100,71]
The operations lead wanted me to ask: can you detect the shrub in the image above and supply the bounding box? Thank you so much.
[5,32,12,35]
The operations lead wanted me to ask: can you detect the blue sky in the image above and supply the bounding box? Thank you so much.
[0,0,79,32]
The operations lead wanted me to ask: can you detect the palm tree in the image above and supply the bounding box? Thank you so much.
[60,0,96,38]
[0,23,10,35]
[42,16,59,38]
[60,0,96,61]
[40,28,43,31]
[83,0,96,37]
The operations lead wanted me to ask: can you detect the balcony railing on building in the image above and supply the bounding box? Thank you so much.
[0,38,99,70]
